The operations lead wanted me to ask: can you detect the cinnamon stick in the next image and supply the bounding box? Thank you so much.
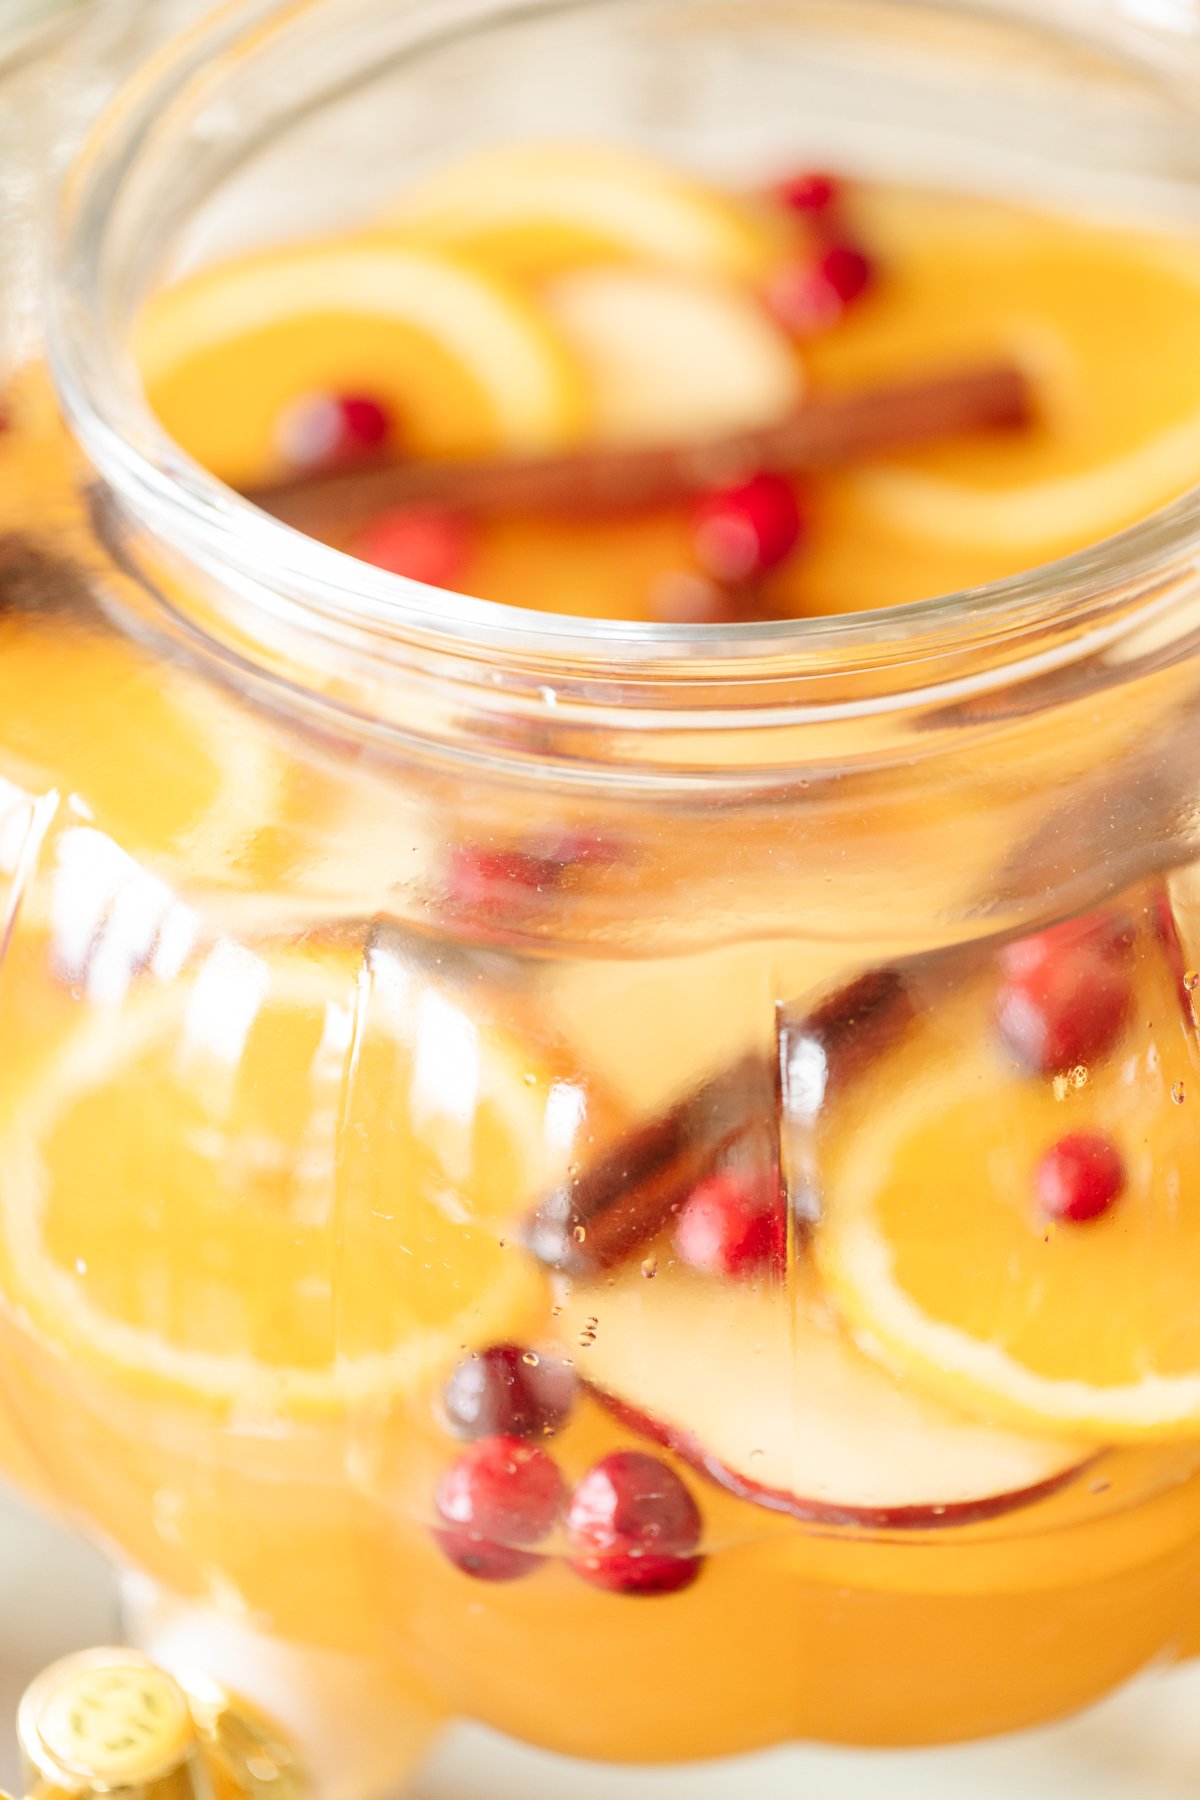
[0,533,96,619]
[522,968,915,1277]
[780,967,915,1121]
[523,1053,775,1277]
[246,361,1031,535]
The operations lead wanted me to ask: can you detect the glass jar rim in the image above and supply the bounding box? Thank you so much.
[43,0,1200,697]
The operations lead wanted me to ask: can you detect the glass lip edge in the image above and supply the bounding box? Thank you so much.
[42,0,1200,683]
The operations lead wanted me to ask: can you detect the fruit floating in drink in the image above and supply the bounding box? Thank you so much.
[2,111,1200,1796]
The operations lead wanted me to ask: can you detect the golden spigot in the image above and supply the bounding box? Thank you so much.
[9,1649,302,1800]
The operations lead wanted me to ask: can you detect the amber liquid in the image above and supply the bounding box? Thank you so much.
[2,168,1200,1765]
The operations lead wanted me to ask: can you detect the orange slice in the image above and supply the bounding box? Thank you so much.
[137,234,589,489]
[803,189,1200,564]
[389,141,783,284]
[817,947,1200,1440]
[0,617,281,867]
[0,940,578,1419]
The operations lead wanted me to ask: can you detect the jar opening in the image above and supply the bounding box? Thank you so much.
[42,0,1200,729]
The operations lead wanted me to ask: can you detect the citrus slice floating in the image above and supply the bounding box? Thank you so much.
[803,190,1200,563]
[817,947,1200,1441]
[137,234,590,489]
[0,941,572,1419]
[0,617,281,868]
[389,141,783,285]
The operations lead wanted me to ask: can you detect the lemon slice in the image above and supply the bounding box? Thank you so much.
[817,953,1200,1441]
[0,941,565,1419]
[389,141,782,284]
[803,191,1200,561]
[137,234,589,489]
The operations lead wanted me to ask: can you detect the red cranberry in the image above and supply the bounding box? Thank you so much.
[674,1170,786,1278]
[433,1436,565,1582]
[999,911,1135,980]
[275,391,392,468]
[566,1451,702,1596]
[996,949,1132,1076]
[693,473,804,583]
[431,1529,539,1583]
[1035,1132,1126,1224]
[775,171,841,215]
[441,1344,576,1442]
[766,242,876,335]
[351,507,474,589]
[767,261,841,334]
[437,1435,565,1542]
[445,844,564,914]
[821,243,874,303]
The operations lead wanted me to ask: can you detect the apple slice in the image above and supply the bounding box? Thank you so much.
[559,1263,1094,1527]
[542,267,803,447]
[537,940,836,1120]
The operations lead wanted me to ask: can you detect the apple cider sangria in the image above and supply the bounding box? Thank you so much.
[4,0,1200,1794]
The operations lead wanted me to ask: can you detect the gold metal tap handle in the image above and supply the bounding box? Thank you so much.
[10,1649,302,1800]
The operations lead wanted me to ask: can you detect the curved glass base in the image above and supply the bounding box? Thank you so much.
[1,1482,1194,1800]
[415,1667,1200,1800]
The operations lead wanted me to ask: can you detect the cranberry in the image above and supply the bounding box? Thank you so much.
[445,844,564,914]
[431,1530,539,1582]
[566,1451,703,1596]
[999,911,1135,980]
[1035,1132,1126,1224]
[821,243,874,303]
[767,261,841,334]
[441,1344,577,1442]
[775,171,841,215]
[674,1170,786,1278]
[433,1435,565,1582]
[996,949,1132,1076]
[275,391,392,468]
[351,507,474,589]
[766,242,876,336]
[693,473,804,583]
[437,1435,565,1541]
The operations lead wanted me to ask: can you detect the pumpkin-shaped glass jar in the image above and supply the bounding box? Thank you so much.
[4,2,1200,1797]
